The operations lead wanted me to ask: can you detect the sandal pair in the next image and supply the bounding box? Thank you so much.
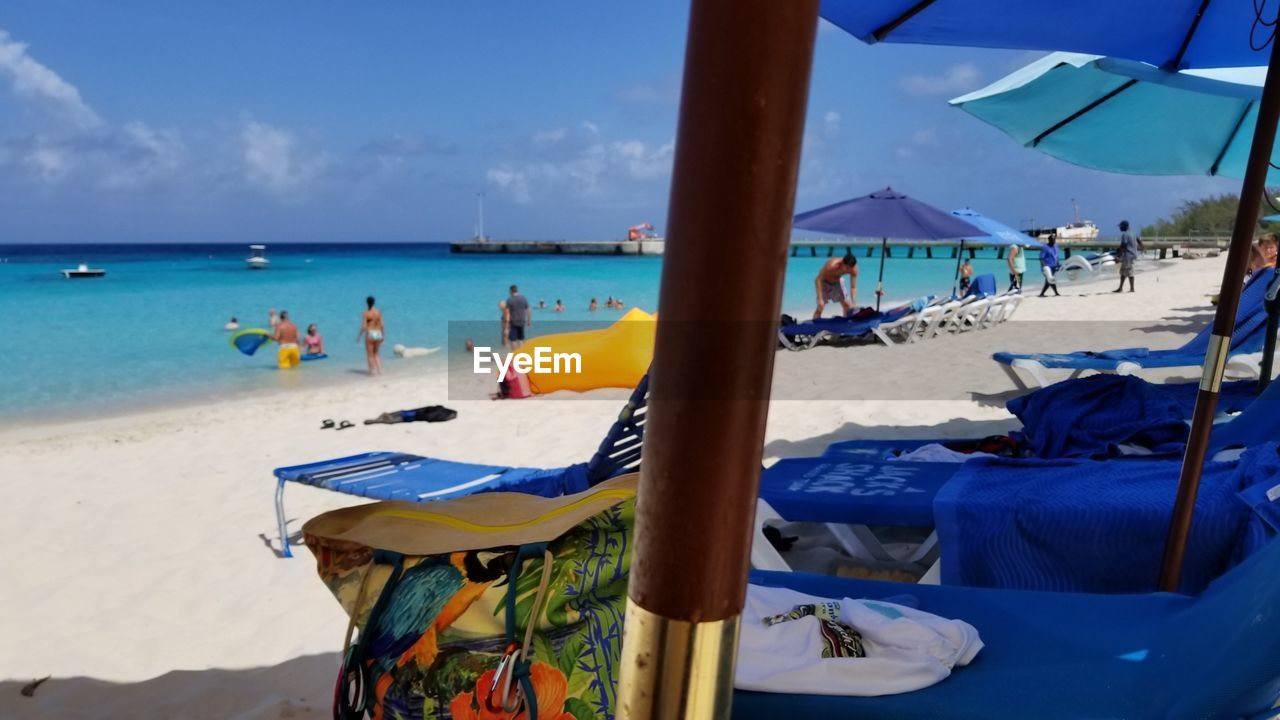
[320,419,355,430]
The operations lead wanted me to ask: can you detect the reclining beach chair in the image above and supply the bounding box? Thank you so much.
[993,270,1275,390]
[777,298,931,350]
[271,376,648,556]
[735,529,1280,719]
[823,373,1275,462]
[754,390,1280,582]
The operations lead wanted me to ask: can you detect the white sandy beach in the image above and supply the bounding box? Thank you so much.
[0,254,1238,719]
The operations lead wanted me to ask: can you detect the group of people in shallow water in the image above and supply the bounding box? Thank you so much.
[224,297,385,375]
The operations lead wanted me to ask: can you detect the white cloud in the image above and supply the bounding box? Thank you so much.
[486,124,674,205]
[239,118,326,195]
[0,27,187,192]
[0,28,101,129]
[899,63,982,97]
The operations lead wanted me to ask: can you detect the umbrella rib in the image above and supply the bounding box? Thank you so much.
[872,0,939,41]
[1167,0,1214,70]
[1031,79,1138,147]
[1210,102,1255,176]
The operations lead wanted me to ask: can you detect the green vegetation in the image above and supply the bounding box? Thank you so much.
[1143,191,1280,237]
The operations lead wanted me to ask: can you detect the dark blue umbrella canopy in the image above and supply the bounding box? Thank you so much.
[794,187,986,240]
[819,0,1278,70]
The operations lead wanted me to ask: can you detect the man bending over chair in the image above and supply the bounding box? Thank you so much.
[813,252,859,319]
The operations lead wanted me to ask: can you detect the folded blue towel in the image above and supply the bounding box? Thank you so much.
[934,445,1280,595]
[1007,375,1188,458]
[1007,375,1262,459]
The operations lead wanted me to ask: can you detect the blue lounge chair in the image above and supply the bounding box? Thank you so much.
[272,376,648,557]
[823,374,1272,462]
[735,528,1280,719]
[778,298,929,350]
[758,434,1280,593]
[994,270,1275,389]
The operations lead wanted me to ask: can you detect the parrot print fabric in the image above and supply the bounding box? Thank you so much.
[307,497,633,720]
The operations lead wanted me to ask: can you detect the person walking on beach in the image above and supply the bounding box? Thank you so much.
[1114,220,1141,293]
[1039,235,1061,297]
[813,252,858,319]
[1006,243,1025,292]
[273,311,301,369]
[958,259,973,295]
[507,285,530,348]
[359,296,384,375]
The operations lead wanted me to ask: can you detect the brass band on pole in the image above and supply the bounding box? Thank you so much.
[1198,334,1231,393]
[617,601,740,720]
[619,0,821,714]
[1159,29,1280,591]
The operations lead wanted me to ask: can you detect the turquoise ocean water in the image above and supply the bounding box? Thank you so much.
[0,243,1014,423]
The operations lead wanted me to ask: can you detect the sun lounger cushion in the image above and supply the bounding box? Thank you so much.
[736,526,1280,719]
[759,457,959,527]
[935,445,1280,594]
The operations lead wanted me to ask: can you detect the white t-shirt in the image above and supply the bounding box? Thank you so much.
[736,584,983,696]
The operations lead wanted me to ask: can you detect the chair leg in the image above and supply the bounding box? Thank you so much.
[275,478,293,559]
[751,499,791,571]
[1000,360,1034,391]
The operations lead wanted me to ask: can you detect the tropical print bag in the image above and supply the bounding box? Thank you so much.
[303,474,635,720]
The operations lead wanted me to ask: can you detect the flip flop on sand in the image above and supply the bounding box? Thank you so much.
[336,420,355,430]
[320,419,335,429]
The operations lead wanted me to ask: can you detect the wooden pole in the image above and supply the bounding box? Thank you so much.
[616,0,820,717]
[1158,36,1280,591]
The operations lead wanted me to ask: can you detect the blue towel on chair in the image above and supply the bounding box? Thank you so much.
[1091,347,1149,360]
[1007,375,1263,458]
[934,445,1280,595]
[1007,375,1188,458]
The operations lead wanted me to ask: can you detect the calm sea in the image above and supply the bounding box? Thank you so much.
[0,242,1013,422]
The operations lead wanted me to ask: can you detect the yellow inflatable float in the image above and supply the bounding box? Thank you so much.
[523,307,655,394]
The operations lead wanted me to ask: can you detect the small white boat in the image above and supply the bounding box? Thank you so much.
[246,244,269,270]
[61,263,105,279]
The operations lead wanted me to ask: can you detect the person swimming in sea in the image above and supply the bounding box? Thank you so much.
[304,324,324,356]
[554,299,565,313]
[273,311,301,369]
[589,297,599,312]
[224,316,239,331]
[358,295,384,376]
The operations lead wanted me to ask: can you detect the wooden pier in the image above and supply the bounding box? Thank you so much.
[450,236,1229,260]
[786,236,1229,261]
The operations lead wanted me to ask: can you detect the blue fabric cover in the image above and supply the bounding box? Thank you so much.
[759,457,958,527]
[1006,374,1189,458]
[817,0,1278,70]
[934,446,1280,594]
[964,273,996,298]
[821,377,1260,461]
[737,528,1280,719]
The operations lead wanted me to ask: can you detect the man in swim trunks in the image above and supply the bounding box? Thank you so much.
[507,285,530,348]
[813,252,858,320]
[274,310,301,369]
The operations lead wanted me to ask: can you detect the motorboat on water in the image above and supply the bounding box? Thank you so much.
[61,263,105,279]
[246,244,269,269]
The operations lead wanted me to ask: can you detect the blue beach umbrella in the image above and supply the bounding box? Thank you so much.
[819,0,1278,69]
[950,208,1040,295]
[949,53,1279,183]
[794,187,986,308]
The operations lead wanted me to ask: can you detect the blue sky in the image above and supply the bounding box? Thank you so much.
[0,0,1241,243]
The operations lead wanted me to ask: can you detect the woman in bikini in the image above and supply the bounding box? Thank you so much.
[358,295,385,376]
